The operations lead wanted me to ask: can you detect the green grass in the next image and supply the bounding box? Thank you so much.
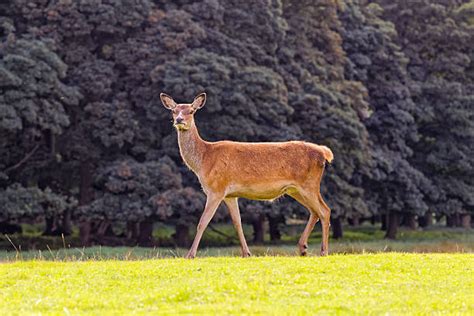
[1,240,473,261]
[1,254,472,314]
[2,224,473,253]
[2,225,473,260]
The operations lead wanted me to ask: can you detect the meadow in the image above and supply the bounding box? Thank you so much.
[1,225,473,260]
[1,227,473,314]
[1,253,473,315]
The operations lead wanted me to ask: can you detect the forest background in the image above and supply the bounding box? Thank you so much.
[1,0,473,248]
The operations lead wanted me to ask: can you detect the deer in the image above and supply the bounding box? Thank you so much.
[160,92,333,259]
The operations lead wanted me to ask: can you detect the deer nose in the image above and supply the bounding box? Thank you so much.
[175,117,184,124]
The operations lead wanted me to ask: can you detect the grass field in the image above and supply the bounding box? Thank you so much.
[1,253,473,314]
[1,225,473,260]
[1,227,472,314]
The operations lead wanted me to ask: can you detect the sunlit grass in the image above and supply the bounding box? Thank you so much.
[0,254,472,314]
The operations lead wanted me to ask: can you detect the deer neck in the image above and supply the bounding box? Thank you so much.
[176,121,206,173]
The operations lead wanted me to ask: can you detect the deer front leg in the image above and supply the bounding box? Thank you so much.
[185,193,223,259]
[224,198,251,257]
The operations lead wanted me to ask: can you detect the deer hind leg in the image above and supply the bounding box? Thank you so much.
[185,192,223,259]
[289,191,320,256]
[224,197,251,257]
[299,213,319,256]
[290,189,330,256]
[318,192,331,256]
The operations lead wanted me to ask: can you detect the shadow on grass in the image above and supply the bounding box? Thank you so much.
[1,240,473,261]
[1,225,473,261]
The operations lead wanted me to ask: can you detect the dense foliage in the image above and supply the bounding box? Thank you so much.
[1,0,472,245]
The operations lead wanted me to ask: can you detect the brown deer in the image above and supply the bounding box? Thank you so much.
[161,92,333,258]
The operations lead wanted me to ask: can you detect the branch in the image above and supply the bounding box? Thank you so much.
[4,144,40,173]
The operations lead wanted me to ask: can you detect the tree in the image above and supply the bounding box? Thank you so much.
[151,187,206,247]
[455,0,474,228]
[4,0,164,242]
[0,184,76,230]
[375,0,474,230]
[76,156,184,245]
[340,1,435,238]
[0,20,81,234]
[3,0,472,246]
[279,0,372,238]
[0,34,81,176]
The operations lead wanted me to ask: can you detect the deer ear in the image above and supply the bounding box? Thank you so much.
[160,93,177,110]
[192,93,206,110]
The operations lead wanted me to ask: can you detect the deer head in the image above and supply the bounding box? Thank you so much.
[160,93,206,131]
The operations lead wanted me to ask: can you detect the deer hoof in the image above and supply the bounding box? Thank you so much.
[185,251,196,259]
[320,250,328,256]
[242,251,252,258]
[298,244,308,256]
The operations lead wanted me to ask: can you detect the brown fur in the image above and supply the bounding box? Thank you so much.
[202,140,330,200]
[160,93,333,258]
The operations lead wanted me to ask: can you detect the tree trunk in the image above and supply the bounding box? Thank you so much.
[403,214,417,230]
[455,214,461,227]
[44,213,72,236]
[43,216,56,235]
[268,215,282,242]
[252,214,265,244]
[79,160,94,246]
[348,216,360,227]
[331,217,343,239]
[371,215,380,226]
[446,214,460,227]
[385,211,400,239]
[381,213,387,231]
[91,221,109,244]
[138,219,154,247]
[79,222,91,247]
[174,223,190,247]
[418,212,433,228]
[96,220,111,237]
[461,214,471,229]
[127,221,140,240]
[61,209,73,236]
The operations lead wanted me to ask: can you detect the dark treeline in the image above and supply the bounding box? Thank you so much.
[0,0,473,247]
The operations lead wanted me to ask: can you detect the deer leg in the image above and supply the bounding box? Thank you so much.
[289,191,319,256]
[318,192,331,214]
[224,198,251,257]
[298,213,319,256]
[318,192,331,256]
[185,193,223,259]
[304,192,329,256]
[291,190,329,256]
[320,214,330,256]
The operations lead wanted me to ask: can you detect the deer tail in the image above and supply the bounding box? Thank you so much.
[320,146,334,164]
